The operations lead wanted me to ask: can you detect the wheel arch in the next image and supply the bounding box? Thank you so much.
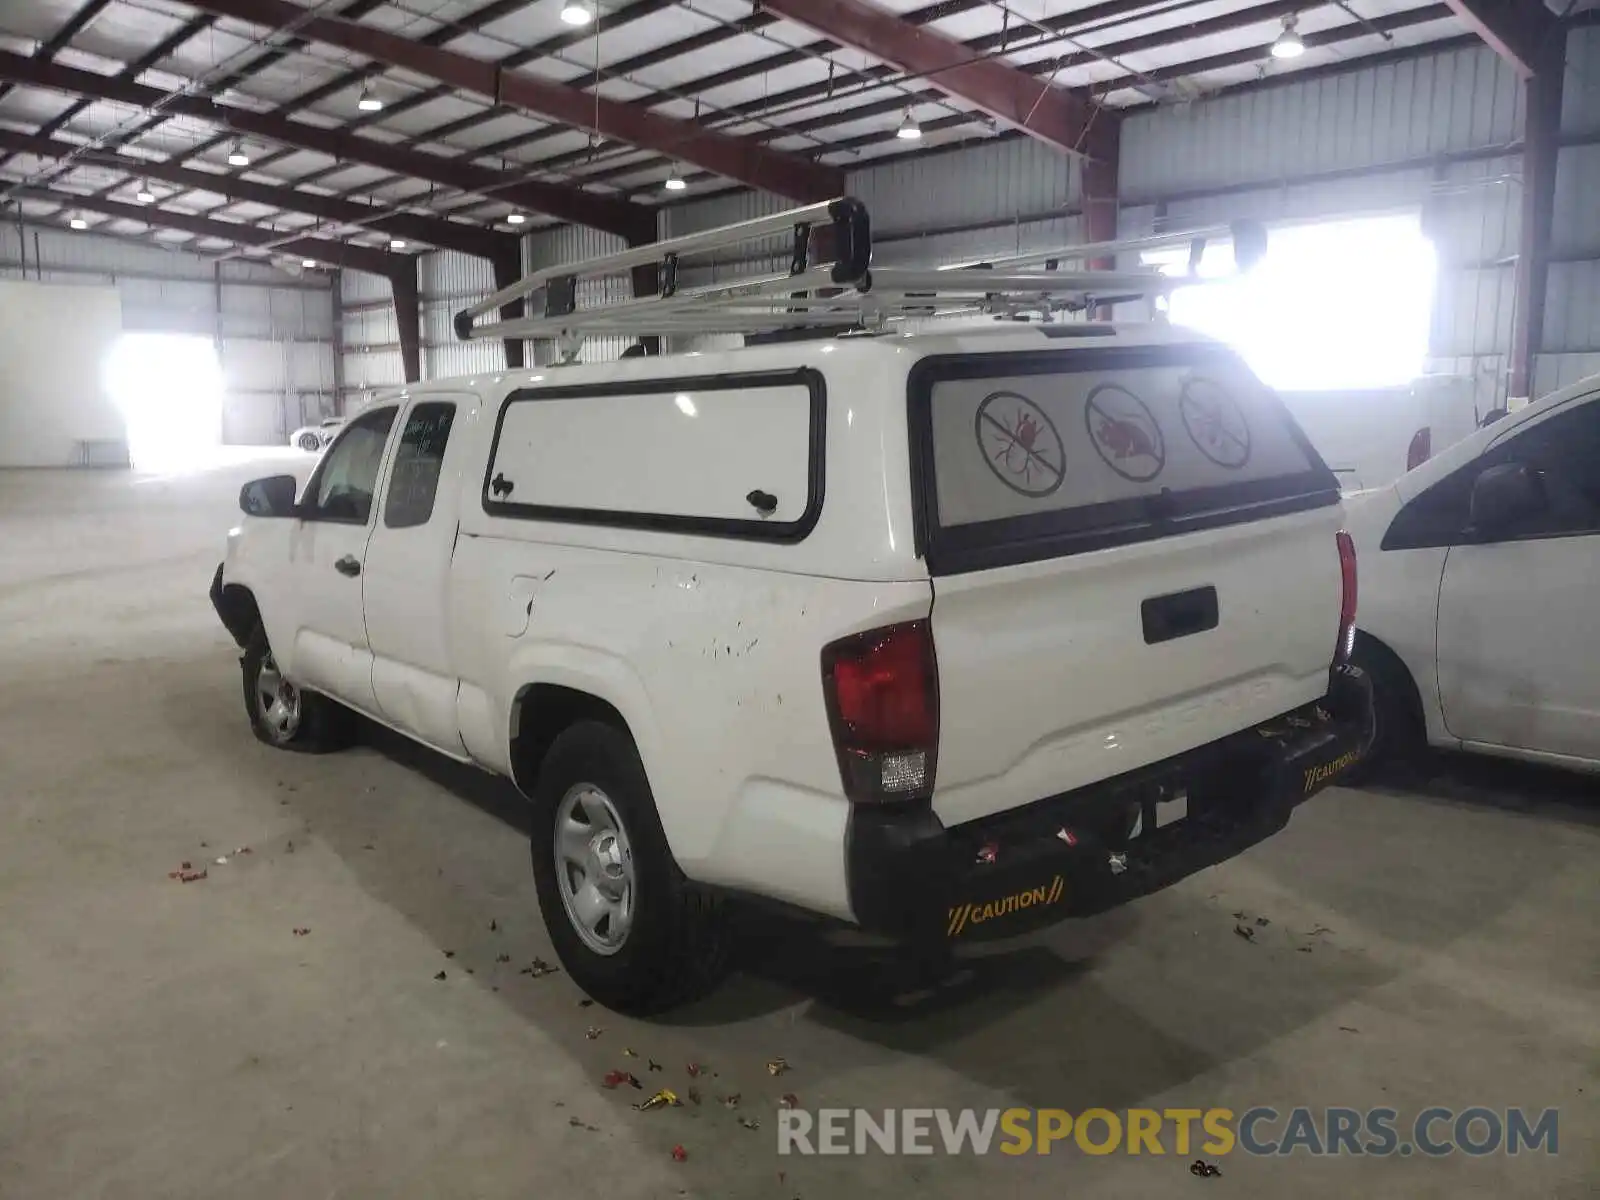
[216,581,262,648]
[1353,628,1431,745]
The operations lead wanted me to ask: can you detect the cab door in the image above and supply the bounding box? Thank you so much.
[1436,394,1600,761]
[284,404,399,714]
[362,396,475,755]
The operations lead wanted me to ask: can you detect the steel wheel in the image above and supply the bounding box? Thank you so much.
[255,652,302,744]
[554,783,635,956]
[299,433,321,451]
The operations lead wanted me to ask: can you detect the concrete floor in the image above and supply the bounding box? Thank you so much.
[1,455,1595,1200]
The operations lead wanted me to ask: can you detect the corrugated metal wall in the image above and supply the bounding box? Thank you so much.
[1,222,336,444]
[340,36,1600,408]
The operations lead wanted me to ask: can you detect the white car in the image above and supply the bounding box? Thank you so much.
[289,415,344,452]
[1346,376,1600,774]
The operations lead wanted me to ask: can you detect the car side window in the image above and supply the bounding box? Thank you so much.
[1479,400,1600,539]
[303,407,397,524]
[384,402,457,528]
[1383,397,1600,550]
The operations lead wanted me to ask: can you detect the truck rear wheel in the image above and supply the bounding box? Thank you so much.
[529,721,727,1014]
[241,629,354,753]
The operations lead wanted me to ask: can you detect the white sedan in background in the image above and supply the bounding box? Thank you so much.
[289,416,344,452]
[1346,375,1600,775]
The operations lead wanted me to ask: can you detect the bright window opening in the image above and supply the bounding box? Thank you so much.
[1145,214,1436,392]
[104,333,223,470]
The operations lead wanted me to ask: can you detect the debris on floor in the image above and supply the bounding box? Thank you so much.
[779,1093,799,1109]
[579,998,594,1008]
[1189,1158,1222,1177]
[1255,915,1270,927]
[686,1062,703,1077]
[489,919,498,932]
[721,1093,741,1109]
[443,950,456,958]
[766,1057,790,1077]
[686,1087,702,1106]
[623,1047,639,1057]
[568,1116,599,1132]
[292,927,310,937]
[648,1059,663,1072]
[585,1027,604,1040]
[434,971,448,981]
[520,957,560,978]
[633,1089,681,1111]
[671,1144,688,1162]
[495,953,511,964]
[233,846,252,856]
[738,1116,761,1130]
[167,861,207,883]
[603,1070,642,1090]
[1339,1025,1360,1034]
[1233,924,1255,942]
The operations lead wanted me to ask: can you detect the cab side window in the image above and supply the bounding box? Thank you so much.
[384,403,457,528]
[303,407,397,524]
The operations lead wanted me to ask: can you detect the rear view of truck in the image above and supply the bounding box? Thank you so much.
[828,335,1372,943]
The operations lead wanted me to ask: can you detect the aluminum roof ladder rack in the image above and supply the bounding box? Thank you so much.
[452,198,1266,357]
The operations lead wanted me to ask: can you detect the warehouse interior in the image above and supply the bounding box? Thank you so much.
[2,0,1598,1196]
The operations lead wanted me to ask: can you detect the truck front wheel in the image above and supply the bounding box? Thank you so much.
[240,629,354,753]
[529,721,727,1014]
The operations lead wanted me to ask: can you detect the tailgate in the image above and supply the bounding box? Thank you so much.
[908,341,1344,827]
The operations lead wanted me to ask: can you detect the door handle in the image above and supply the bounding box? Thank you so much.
[335,555,362,577]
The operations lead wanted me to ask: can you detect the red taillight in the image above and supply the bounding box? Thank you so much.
[1336,530,1358,664]
[821,620,938,803]
[1406,426,1432,472]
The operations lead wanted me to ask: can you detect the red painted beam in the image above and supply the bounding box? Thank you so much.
[20,189,401,275]
[756,0,1117,160]
[0,127,513,259]
[0,50,654,241]
[179,0,845,202]
[1442,0,1555,79]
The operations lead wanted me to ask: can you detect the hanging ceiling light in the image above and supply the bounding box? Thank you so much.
[896,110,922,141]
[69,215,88,231]
[357,86,384,113]
[135,182,155,203]
[560,0,594,26]
[226,139,250,167]
[389,238,407,250]
[1271,14,1305,59]
[302,258,318,268]
[663,168,687,192]
[506,212,526,224]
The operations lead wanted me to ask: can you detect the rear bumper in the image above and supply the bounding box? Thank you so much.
[846,664,1374,943]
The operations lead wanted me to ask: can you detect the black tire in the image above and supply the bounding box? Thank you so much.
[529,720,727,1015]
[1346,634,1424,784]
[240,628,355,754]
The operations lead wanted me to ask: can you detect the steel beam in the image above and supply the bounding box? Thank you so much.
[178,0,845,202]
[18,189,401,276]
[756,0,1117,160]
[390,259,423,383]
[1511,29,1565,399]
[1442,0,1555,79]
[0,50,654,241]
[0,127,513,259]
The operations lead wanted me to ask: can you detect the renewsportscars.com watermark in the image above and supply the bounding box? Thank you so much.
[777,1107,1560,1158]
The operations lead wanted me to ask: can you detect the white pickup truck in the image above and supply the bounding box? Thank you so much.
[211,319,1372,1013]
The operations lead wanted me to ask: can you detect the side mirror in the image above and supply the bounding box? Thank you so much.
[1468,462,1545,538]
[239,474,300,518]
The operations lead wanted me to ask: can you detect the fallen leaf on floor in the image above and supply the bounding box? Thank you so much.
[603,1070,642,1090]
[1233,924,1255,942]
[292,927,310,937]
[234,847,252,855]
[520,957,559,978]
[434,971,448,981]
[671,1144,688,1162]
[1254,916,1269,927]
[200,841,208,848]
[721,1094,741,1109]
[362,844,375,851]
[1339,1026,1359,1034]
[585,1027,604,1040]
[568,1116,599,1132]
[495,953,511,964]
[633,1089,681,1111]
[1297,946,1313,953]
[1232,910,1245,920]
[168,863,207,883]
[686,1062,703,1078]
[648,1059,662,1072]
[780,1094,799,1109]
[766,1057,790,1077]
[579,998,594,1008]
[1189,1158,1222,1177]
[623,1048,638,1058]
[443,950,456,958]
[738,1116,761,1130]
[1307,924,1333,936]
